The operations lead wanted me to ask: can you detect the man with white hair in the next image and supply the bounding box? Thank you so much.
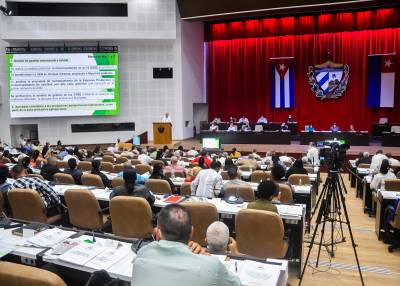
[164,156,185,175]
[187,147,198,158]
[206,221,239,256]
[355,152,371,166]
[138,150,152,165]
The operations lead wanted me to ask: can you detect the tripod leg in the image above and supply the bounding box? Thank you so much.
[337,181,365,286]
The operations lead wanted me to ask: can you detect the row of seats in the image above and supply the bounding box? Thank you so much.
[3,188,286,259]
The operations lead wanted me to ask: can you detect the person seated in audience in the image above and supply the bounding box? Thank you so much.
[93,145,103,157]
[198,157,209,169]
[271,154,285,168]
[41,142,51,158]
[191,160,222,198]
[30,150,42,168]
[262,150,274,166]
[20,156,33,175]
[150,163,175,192]
[137,150,151,165]
[0,165,11,214]
[164,156,186,176]
[241,123,252,132]
[305,124,314,132]
[386,153,400,167]
[187,147,198,158]
[306,142,319,166]
[251,149,261,160]
[117,163,148,183]
[191,149,212,167]
[56,140,62,151]
[223,158,235,171]
[279,152,293,166]
[205,221,240,256]
[22,139,33,154]
[227,122,237,132]
[247,181,279,213]
[18,134,26,149]
[1,150,16,163]
[174,146,185,157]
[63,148,80,163]
[280,122,289,131]
[370,150,388,173]
[132,204,241,286]
[370,159,396,191]
[91,159,112,188]
[287,114,294,123]
[209,122,219,132]
[58,147,68,160]
[83,150,94,162]
[238,115,249,125]
[64,158,83,185]
[257,115,268,124]
[220,166,250,198]
[12,164,62,216]
[330,122,340,132]
[40,157,60,181]
[115,138,121,151]
[349,124,356,132]
[355,152,371,166]
[110,168,155,207]
[271,164,294,197]
[73,146,84,161]
[285,159,308,180]
[229,147,241,159]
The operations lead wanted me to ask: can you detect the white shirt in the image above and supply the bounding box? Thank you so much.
[307,147,320,165]
[370,171,396,190]
[370,154,388,172]
[138,154,152,165]
[63,154,80,163]
[18,138,26,147]
[187,149,198,157]
[162,115,172,123]
[227,126,237,132]
[238,117,249,125]
[257,117,268,124]
[191,169,222,198]
[388,158,400,167]
[279,155,293,165]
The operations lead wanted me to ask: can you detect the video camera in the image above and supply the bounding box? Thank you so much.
[319,140,350,170]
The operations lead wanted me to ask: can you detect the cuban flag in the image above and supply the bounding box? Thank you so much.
[367,54,396,108]
[271,57,294,108]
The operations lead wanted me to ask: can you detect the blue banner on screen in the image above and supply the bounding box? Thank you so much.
[367,54,396,108]
[271,57,294,108]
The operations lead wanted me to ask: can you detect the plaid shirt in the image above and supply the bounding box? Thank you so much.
[12,176,61,210]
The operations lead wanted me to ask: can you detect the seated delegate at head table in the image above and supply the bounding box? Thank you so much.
[330,123,340,132]
[227,122,237,132]
[280,122,289,131]
[305,124,315,132]
[287,114,294,123]
[349,124,356,132]
[209,122,219,132]
[257,115,268,124]
[132,204,241,286]
[238,115,249,125]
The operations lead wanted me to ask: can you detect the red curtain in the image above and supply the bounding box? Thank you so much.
[205,8,400,41]
[207,28,400,131]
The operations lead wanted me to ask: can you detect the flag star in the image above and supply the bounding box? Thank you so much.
[384,59,393,68]
[279,64,286,71]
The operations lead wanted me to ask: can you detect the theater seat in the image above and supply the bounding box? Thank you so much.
[54,173,75,185]
[145,179,172,195]
[0,261,67,286]
[110,197,153,239]
[81,174,104,188]
[236,209,287,258]
[278,183,293,204]
[288,174,310,185]
[181,202,218,246]
[251,170,271,182]
[223,185,255,202]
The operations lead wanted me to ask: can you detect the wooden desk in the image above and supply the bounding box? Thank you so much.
[375,190,400,240]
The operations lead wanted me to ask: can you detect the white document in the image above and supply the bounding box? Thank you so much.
[58,242,106,265]
[27,228,76,248]
[238,260,280,286]
[107,251,136,279]
[85,242,131,270]
[276,204,303,217]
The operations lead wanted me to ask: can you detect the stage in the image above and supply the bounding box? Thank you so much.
[154,138,400,159]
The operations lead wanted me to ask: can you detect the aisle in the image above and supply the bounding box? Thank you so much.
[288,173,400,286]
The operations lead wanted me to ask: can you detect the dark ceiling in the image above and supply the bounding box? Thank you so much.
[177,0,399,22]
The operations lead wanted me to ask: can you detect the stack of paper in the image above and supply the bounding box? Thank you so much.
[238,260,280,286]
[27,228,76,248]
[85,243,131,270]
[59,242,106,265]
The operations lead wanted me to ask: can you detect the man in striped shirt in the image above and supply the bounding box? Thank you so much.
[11,164,62,216]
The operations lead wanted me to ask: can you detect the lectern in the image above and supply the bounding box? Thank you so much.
[153,122,172,144]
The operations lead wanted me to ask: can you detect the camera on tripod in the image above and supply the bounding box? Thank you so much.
[319,140,350,169]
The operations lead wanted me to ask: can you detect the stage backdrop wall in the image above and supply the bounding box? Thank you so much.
[206,8,400,132]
